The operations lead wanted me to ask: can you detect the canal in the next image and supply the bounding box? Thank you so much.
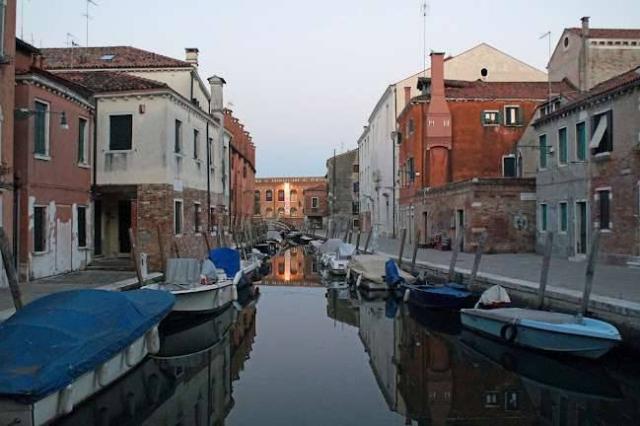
[56,248,640,425]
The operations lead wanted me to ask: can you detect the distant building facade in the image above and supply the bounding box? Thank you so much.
[14,40,95,279]
[254,176,326,227]
[303,184,328,229]
[326,149,358,232]
[358,43,548,238]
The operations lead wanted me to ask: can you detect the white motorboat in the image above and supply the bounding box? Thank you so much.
[328,243,356,275]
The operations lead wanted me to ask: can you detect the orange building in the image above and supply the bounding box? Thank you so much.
[397,52,574,252]
[254,176,326,227]
[225,109,256,228]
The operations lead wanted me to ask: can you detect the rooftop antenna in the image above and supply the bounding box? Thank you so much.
[20,0,30,39]
[83,0,98,46]
[539,31,552,101]
[67,33,79,68]
[421,1,429,77]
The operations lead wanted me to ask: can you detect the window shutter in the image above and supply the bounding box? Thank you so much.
[480,111,486,125]
[497,111,503,125]
[516,107,523,125]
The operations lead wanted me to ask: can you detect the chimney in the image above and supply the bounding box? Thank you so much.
[581,16,590,37]
[404,86,411,106]
[185,47,199,67]
[208,75,226,113]
[430,51,446,99]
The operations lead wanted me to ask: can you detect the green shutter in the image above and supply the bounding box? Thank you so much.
[34,102,47,155]
[539,135,547,169]
[559,128,568,164]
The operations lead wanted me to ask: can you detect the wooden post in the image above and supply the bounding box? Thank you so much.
[343,224,349,242]
[128,228,144,286]
[0,228,23,310]
[411,229,421,273]
[398,228,407,267]
[347,230,353,244]
[448,231,464,282]
[204,232,211,252]
[172,239,181,258]
[355,231,361,252]
[537,232,554,309]
[469,232,487,287]
[581,230,601,316]
[364,231,372,254]
[325,223,330,239]
[156,224,166,274]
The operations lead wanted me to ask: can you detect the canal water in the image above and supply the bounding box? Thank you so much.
[55,248,640,425]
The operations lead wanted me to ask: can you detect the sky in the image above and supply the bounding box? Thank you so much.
[21,0,640,177]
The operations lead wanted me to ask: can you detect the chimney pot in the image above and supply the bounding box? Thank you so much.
[404,86,411,106]
[185,47,199,67]
[581,16,590,36]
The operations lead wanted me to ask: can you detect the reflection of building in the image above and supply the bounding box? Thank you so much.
[231,296,258,382]
[261,247,321,286]
[254,176,326,227]
[326,288,359,327]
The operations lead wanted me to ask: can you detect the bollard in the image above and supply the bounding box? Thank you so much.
[537,232,554,309]
[398,228,407,267]
[129,228,144,286]
[469,232,487,288]
[411,229,421,274]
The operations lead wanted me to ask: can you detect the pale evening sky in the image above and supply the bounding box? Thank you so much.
[22,0,640,177]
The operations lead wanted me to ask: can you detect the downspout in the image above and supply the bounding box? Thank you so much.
[392,86,397,238]
[206,101,211,232]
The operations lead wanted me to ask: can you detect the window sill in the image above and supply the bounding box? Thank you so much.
[105,149,133,154]
[77,163,91,169]
[482,124,500,127]
[32,250,49,257]
[174,152,185,158]
[78,246,90,251]
[600,229,613,234]
[593,152,611,162]
[34,154,51,161]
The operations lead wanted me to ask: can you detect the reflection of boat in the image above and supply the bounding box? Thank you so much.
[326,288,360,327]
[408,303,461,335]
[0,289,174,426]
[460,329,622,400]
[460,307,621,359]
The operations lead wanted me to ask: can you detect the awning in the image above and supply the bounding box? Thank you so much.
[589,115,608,149]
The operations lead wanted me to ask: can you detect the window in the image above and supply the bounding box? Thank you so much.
[34,206,47,252]
[353,218,360,228]
[559,202,568,233]
[407,119,415,135]
[99,54,116,61]
[502,155,516,177]
[254,190,260,201]
[77,206,87,247]
[174,119,182,154]
[539,203,548,232]
[311,197,319,208]
[174,200,183,234]
[266,207,273,218]
[277,207,285,217]
[193,129,200,159]
[558,127,568,165]
[266,190,273,201]
[243,164,247,178]
[407,158,415,183]
[352,164,359,173]
[290,190,297,202]
[290,207,297,217]
[34,100,50,156]
[504,106,522,126]
[539,134,548,169]
[278,189,285,201]
[194,203,201,233]
[352,201,360,215]
[482,110,500,126]
[590,111,613,155]
[109,114,132,150]
[576,122,587,161]
[597,189,611,230]
[0,0,6,58]
[353,181,359,193]
[77,117,88,164]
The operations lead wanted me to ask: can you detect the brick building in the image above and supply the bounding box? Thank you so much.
[326,148,358,231]
[14,40,95,279]
[254,176,326,228]
[224,109,256,228]
[397,52,573,252]
[303,183,328,229]
[0,0,16,250]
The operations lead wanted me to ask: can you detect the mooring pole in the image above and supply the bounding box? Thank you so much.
[363,231,372,254]
[581,230,601,316]
[173,239,181,258]
[469,232,487,288]
[398,228,407,267]
[448,231,464,282]
[156,224,166,274]
[411,229,421,274]
[355,231,361,253]
[0,228,23,310]
[128,228,144,286]
[537,232,554,309]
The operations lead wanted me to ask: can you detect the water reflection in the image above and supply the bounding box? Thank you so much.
[328,289,640,425]
[57,290,259,426]
[260,247,322,286]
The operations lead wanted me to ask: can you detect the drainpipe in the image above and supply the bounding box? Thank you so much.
[392,86,397,238]
[206,101,211,232]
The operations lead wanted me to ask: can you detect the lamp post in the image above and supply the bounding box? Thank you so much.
[14,107,69,129]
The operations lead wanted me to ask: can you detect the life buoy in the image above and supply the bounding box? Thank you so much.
[500,323,517,343]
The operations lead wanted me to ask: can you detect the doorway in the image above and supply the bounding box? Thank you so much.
[456,209,464,251]
[575,201,588,256]
[423,212,428,245]
[118,200,132,254]
[94,200,102,255]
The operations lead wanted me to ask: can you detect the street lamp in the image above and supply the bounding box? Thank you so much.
[14,107,69,130]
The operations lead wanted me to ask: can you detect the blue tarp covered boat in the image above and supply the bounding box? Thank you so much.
[209,248,241,278]
[0,289,174,425]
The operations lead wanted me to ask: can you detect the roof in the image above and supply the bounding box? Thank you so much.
[16,38,40,55]
[536,66,640,122]
[413,79,577,101]
[58,71,168,93]
[41,46,192,70]
[566,28,640,39]
[305,184,327,192]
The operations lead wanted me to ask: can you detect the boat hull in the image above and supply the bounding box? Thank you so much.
[405,284,478,310]
[172,282,236,314]
[460,310,620,359]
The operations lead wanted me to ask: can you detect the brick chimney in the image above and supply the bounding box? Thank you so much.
[579,17,590,92]
[425,51,452,187]
[208,75,226,113]
[185,48,199,67]
[581,16,590,37]
[404,86,411,106]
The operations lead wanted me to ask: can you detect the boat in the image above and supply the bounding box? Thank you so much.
[460,307,622,359]
[402,282,479,310]
[317,238,343,267]
[348,254,415,291]
[0,289,174,426]
[328,243,356,275]
[144,258,238,314]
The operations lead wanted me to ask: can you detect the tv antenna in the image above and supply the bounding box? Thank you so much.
[20,0,30,39]
[83,0,99,46]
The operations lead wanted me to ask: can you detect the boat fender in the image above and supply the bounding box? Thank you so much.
[232,284,239,301]
[500,323,518,343]
[146,326,161,354]
[355,274,362,288]
[58,384,75,415]
[125,344,138,367]
[403,289,411,303]
[97,363,110,387]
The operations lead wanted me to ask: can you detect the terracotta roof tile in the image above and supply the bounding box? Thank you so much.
[41,46,191,70]
[415,79,577,101]
[566,28,640,39]
[57,71,168,93]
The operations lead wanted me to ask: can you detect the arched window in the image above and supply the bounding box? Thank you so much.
[254,190,260,201]
[277,189,285,201]
[290,189,297,202]
[277,207,285,217]
[266,207,273,218]
[265,190,273,201]
[290,207,297,217]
